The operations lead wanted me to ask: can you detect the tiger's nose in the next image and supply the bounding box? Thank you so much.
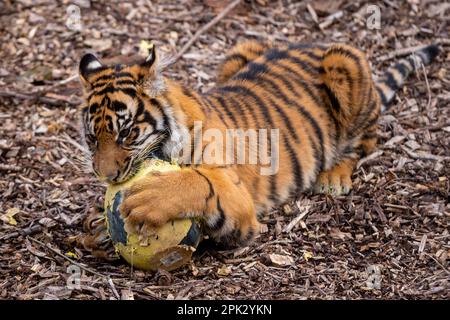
[105,170,120,182]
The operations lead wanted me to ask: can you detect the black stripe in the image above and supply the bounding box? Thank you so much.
[135,97,157,128]
[287,43,327,62]
[325,46,363,107]
[234,61,267,81]
[284,134,303,195]
[265,48,289,61]
[363,86,378,117]
[91,86,137,98]
[349,99,379,137]
[326,47,361,65]
[193,169,215,202]
[217,85,282,199]
[115,79,135,86]
[92,82,110,89]
[361,115,379,131]
[322,84,341,113]
[301,50,324,62]
[350,86,378,131]
[266,95,300,143]
[219,85,275,128]
[347,113,379,142]
[385,71,400,91]
[130,131,161,147]
[326,64,354,115]
[227,95,249,128]
[105,114,113,131]
[287,54,320,78]
[216,86,261,129]
[207,197,226,231]
[89,102,99,114]
[395,62,410,78]
[150,98,170,130]
[376,85,388,107]
[241,229,254,245]
[264,63,302,99]
[110,101,127,112]
[265,64,327,171]
[182,87,211,113]
[361,132,377,140]
[202,96,229,126]
[250,61,327,173]
[270,59,323,108]
[225,53,249,64]
[92,79,135,89]
[215,95,240,127]
[233,63,300,142]
[93,72,133,83]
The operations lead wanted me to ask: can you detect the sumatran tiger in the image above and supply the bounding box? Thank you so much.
[77,41,439,249]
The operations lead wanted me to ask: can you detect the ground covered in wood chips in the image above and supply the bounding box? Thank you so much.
[0,0,449,300]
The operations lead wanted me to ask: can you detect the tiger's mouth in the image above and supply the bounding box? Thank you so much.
[119,146,169,183]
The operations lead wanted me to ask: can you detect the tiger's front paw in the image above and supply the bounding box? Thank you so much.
[119,174,180,237]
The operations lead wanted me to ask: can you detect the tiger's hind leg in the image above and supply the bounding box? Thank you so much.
[316,44,380,196]
[72,206,115,258]
[315,158,355,196]
[216,40,269,84]
[315,126,378,196]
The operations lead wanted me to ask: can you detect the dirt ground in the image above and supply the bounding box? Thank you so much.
[0,0,449,300]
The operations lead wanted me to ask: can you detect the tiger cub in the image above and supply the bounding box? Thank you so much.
[78,41,439,248]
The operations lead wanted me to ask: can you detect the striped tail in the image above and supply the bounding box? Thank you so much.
[375,44,440,113]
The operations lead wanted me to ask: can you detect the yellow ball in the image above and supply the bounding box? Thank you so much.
[104,159,202,271]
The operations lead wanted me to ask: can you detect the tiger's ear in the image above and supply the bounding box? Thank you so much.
[79,53,103,89]
[138,43,158,80]
[136,44,165,96]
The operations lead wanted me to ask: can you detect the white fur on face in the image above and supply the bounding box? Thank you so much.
[87,60,102,70]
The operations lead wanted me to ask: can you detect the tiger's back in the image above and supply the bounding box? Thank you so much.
[206,41,379,213]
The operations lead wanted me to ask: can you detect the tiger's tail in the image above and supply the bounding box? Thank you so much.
[375,44,440,113]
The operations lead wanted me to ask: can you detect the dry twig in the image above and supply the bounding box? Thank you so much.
[27,236,121,300]
[172,0,242,63]
[0,90,81,107]
[420,61,432,109]
[319,10,343,30]
[377,44,430,62]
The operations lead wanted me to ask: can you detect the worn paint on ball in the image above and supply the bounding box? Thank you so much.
[104,159,202,271]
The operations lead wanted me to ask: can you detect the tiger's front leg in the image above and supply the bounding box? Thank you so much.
[119,166,260,247]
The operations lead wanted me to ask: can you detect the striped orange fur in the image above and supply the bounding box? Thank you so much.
[78,41,439,247]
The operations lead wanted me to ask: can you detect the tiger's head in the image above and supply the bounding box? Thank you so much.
[78,46,184,183]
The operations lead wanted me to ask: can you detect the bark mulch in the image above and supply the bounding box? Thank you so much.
[0,0,448,299]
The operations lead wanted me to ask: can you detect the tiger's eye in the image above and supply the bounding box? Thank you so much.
[119,128,131,139]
